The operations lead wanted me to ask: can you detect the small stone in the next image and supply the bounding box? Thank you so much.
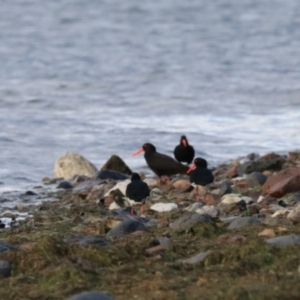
[220,194,243,204]
[143,178,157,189]
[54,152,98,178]
[258,229,275,238]
[262,215,279,226]
[57,181,73,189]
[68,291,114,300]
[218,182,232,197]
[172,180,190,189]
[106,219,145,239]
[246,172,267,186]
[271,210,289,218]
[25,190,37,196]
[97,170,129,180]
[150,203,178,212]
[170,212,211,230]
[0,260,11,278]
[196,205,219,218]
[266,234,300,246]
[101,155,132,175]
[73,180,101,197]
[178,251,210,265]
[146,245,168,254]
[224,166,238,178]
[184,202,204,212]
[228,216,261,230]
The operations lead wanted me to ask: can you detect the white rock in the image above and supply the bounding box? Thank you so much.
[271,210,290,218]
[241,196,253,204]
[196,205,219,218]
[184,202,204,212]
[287,203,300,221]
[108,197,141,210]
[143,178,157,188]
[269,204,287,213]
[221,193,242,204]
[150,203,178,212]
[54,152,98,178]
[104,180,131,197]
[257,195,265,203]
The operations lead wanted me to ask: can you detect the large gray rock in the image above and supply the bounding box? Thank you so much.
[237,158,283,175]
[266,234,300,246]
[228,216,261,230]
[169,212,211,230]
[106,219,146,239]
[69,291,114,300]
[54,152,98,178]
[0,260,11,278]
[101,155,132,175]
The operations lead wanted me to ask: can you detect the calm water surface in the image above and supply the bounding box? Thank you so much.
[1,0,300,194]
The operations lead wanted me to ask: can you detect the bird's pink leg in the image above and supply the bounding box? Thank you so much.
[130,207,134,216]
[140,204,145,215]
[166,176,171,185]
[203,188,207,202]
[195,186,200,201]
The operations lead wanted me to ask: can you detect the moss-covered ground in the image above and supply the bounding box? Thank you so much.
[1,190,300,300]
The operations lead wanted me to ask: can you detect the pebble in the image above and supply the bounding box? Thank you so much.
[184,202,204,212]
[178,251,210,265]
[258,229,275,238]
[170,212,211,230]
[150,203,178,212]
[68,291,114,300]
[57,180,73,189]
[266,234,300,246]
[196,205,219,218]
[106,219,146,239]
[218,182,232,197]
[220,194,243,204]
[0,260,12,278]
[227,216,261,230]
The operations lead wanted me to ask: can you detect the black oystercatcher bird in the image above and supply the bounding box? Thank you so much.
[174,135,195,165]
[126,173,150,215]
[187,157,214,201]
[133,143,189,184]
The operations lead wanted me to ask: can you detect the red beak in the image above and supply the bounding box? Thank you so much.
[132,147,144,156]
[182,139,187,147]
[187,164,196,174]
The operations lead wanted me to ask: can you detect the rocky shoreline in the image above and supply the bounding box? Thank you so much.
[1,150,300,299]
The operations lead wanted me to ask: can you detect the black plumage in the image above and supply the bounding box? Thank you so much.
[133,143,188,179]
[125,173,150,202]
[174,135,195,165]
[188,157,214,200]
